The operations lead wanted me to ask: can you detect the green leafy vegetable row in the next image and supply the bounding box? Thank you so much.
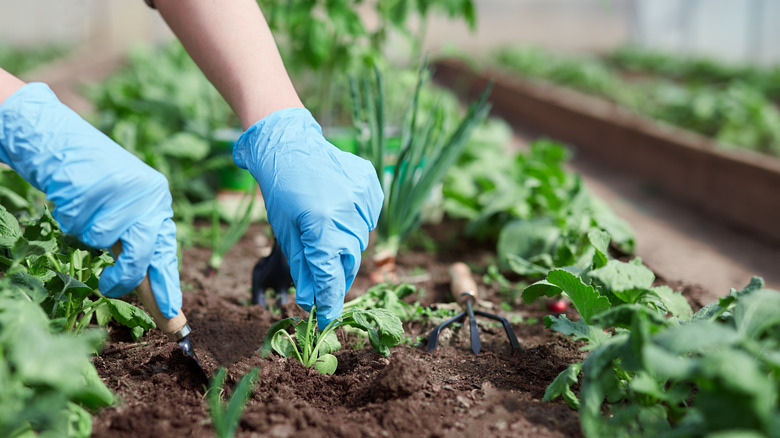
[490,46,780,157]
[262,306,404,375]
[443,130,634,279]
[523,228,780,437]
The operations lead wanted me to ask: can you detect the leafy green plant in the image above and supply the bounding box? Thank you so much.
[0,283,115,437]
[490,45,780,156]
[0,203,155,339]
[444,135,634,280]
[349,63,492,260]
[90,42,238,247]
[522,229,780,437]
[262,307,404,374]
[342,282,422,321]
[207,367,259,438]
[0,43,69,76]
[258,0,475,121]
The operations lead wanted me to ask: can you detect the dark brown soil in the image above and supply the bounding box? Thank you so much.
[91,221,710,438]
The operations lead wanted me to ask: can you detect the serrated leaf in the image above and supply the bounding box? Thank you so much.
[0,205,22,249]
[648,285,693,320]
[522,279,561,304]
[543,362,582,409]
[544,314,611,348]
[589,260,655,294]
[313,353,338,375]
[547,269,610,324]
[588,228,610,269]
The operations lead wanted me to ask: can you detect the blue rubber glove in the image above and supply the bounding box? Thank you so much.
[234,108,383,328]
[0,83,182,318]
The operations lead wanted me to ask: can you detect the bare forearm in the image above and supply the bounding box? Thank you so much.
[0,69,26,106]
[154,0,303,129]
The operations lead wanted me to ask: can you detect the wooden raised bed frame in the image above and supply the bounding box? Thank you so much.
[433,59,780,244]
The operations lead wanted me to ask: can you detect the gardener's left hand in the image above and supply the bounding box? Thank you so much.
[233,107,383,329]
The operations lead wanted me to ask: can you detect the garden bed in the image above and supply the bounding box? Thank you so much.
[90,221,710,437]
[432,58,780,244]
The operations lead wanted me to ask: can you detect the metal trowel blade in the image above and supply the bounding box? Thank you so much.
[177,334,210,386]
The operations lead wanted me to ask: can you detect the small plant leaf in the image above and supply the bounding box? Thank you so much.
[270,330,298,359]
[547,269,610,324]
[543,362,582,409]
[313,353,338,375]
[260,317,299,358]
[105,298,155,333]
[522,279,562,304]
[345,309,404,356]
[316,330,341,355]
[589,260,654,294]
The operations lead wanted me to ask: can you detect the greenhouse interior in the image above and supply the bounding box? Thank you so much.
[1,0,779,437]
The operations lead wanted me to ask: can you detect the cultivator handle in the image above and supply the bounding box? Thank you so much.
[110,242,189,340]
[449,262,478,306]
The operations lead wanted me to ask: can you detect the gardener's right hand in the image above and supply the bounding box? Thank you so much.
[234,107,383,329]
[0,82,182,318]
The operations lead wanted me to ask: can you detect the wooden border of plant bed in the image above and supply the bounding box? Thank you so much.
[433,58,780,244]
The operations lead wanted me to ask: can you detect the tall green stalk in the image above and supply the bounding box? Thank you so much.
[350,64,493,258]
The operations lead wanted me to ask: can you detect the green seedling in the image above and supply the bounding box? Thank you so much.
[207,367,259,438]
[261,307,403,375]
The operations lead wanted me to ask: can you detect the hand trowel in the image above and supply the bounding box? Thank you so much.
[110,242,209,386]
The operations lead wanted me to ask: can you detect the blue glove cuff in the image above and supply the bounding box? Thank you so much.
[232,107,321,170]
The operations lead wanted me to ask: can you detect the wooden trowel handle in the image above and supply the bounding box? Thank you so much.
[449,262,478,307]
[110,241,189,340]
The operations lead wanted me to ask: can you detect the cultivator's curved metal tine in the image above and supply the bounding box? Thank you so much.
[474,310,522,351]
[426,311,467,352]
[465,300,481,355]
[251,240,293,308]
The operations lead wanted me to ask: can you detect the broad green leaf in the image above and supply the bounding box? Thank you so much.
[260,317,299,357]
[497,218,561,269]
[0,205,22,249]
[54,271,92,295]
[313,353,338,375]
[522,279,561,304]
[316,330,341,355]
[544,314,611,348]
[105,298,155,332]
[733,288,780,340]
[270,331,297,359]
[547,269,610,324]
[589,196,635,253]
[591,305,670,331]
[587,228,610,269]
[694,349,775,432]
[648,285,693,320]
[653,320,740,354]
[345,309,403,356]
[505,253,550,277]
[156,132,210,160]
[589,260,654,294]
[542,362,582,409]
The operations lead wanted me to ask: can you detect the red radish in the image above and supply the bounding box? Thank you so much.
[547,299,567,313]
